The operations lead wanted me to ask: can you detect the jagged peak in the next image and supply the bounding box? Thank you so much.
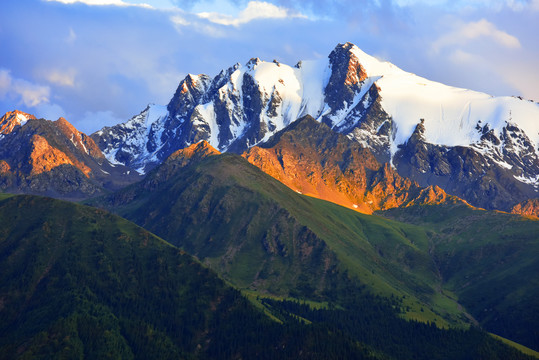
[168,140,220,162]
[331,42,404,78]
[406,119,427,145]
[180,73,210,92]
[2,109,35,119]
[55,116,86,140]
[55,116,77,131]
[511,198,539,218]
[52,116,104,159]
[0,110,36,135]
[246,57,262,69]
[328,42,368,86]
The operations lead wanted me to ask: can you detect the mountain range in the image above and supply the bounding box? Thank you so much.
[88,140,539,351]
[91,42,539,211]
[1,42,538,358]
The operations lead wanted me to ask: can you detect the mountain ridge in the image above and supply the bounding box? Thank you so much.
[89,145,539,352]
[90,42,539,211]
[0,113,140,199]
[243,115,463,214]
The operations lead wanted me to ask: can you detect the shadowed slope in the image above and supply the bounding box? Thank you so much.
[0,194,379,359]
[380,203,539,350]
[92,146,473,326]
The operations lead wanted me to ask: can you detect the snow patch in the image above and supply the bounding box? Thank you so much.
[514,174,539,187]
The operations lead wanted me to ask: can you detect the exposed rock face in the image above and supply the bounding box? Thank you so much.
[92,43,388,173]
[0,113,140,199]
[0,110,36,136]
[28,134,82,176]
[243,116,460,214]
[91,42,539,211]
[511,199,539,218]
[393,120,539,210]
[323,42,368,115]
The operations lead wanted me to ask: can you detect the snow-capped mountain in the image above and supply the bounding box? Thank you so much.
[91,42,539,210]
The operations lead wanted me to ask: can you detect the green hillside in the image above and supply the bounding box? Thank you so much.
[87,152,539,357]
[93,154,458,322]
[380,203,539,351]
[0,194,380,359]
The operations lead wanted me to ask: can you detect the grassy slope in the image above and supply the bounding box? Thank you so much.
[94,154,470,327]
[0,194,378,359]
[380,203,539,351]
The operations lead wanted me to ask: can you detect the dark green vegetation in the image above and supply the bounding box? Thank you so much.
[262,298,533,360]
[1,194,533,359]
[91,151,538,355]
[380,203,539,351]
[0,194,381,359]
[91,153,454,322]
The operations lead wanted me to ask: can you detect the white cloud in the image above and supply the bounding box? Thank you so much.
[432,19,521,53]
[170,13,225,37]
[449,49,482,64]
[197,1,306,27]
[45,0,153,8]
[42,69,77,87]
[0,69,69,120]
[170,14,190,26]
[12,79,50,107]
[0,70,12,99]
[0,69,65,110]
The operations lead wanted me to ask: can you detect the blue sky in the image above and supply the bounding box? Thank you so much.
[1,0,538,133]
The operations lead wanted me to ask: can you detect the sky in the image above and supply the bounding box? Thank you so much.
[1,0,538,133]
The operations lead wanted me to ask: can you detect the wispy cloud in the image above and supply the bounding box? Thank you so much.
[448,49,482,64]
[41,69,77,87]
[170,13,226,37]
[66,28,77,43]
[0,69,50,107]
[432,19,521,54]
[0,68,66,120]
[197,1,306,27]
[45,0,153,8]
[378,0,536,11]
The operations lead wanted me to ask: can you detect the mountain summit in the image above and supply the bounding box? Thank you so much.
[0,112,140,199]
[91,42,539,210]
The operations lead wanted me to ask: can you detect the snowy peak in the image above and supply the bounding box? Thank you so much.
[168,74,211,120]
[92,104,169,173]
[0,110,36,136]
[324,42,368,112]
[92,42,539,209]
